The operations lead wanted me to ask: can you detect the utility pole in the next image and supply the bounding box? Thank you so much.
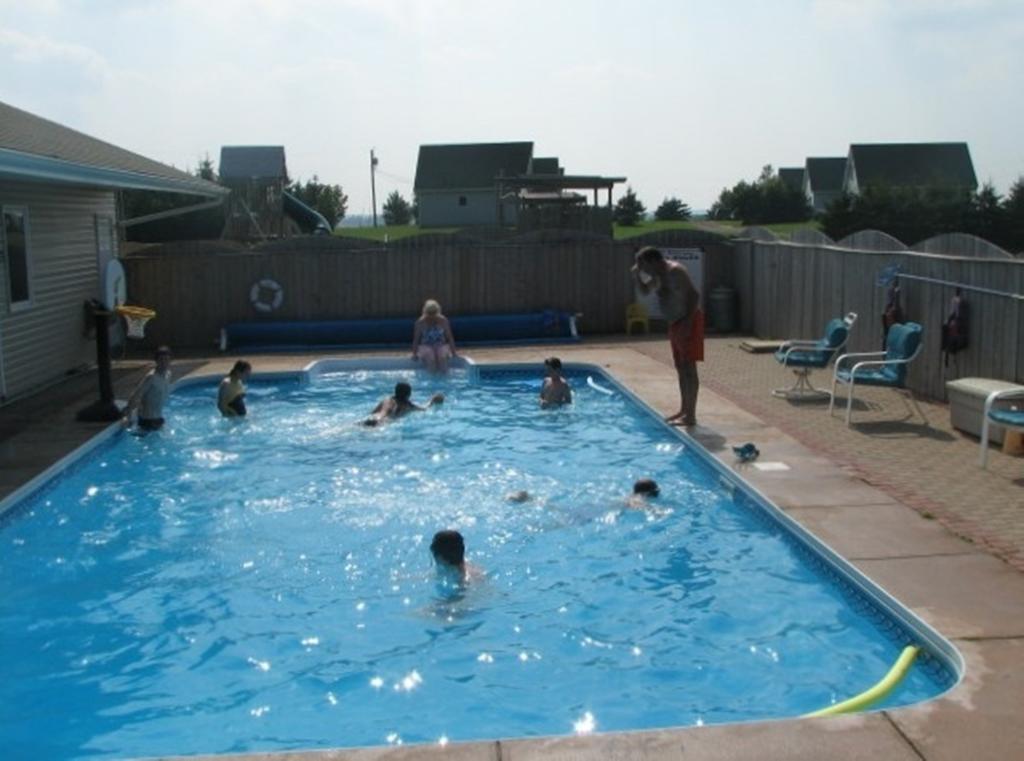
[370,148,379,227]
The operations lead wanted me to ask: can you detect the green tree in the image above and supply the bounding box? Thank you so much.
[708,166,811,224]
[999,177,1024,253]
[382,191,413,225]
[287,175,348,228]
[196,154,216,181]
[654,197,692,222]
[965,182,1004,243]
[614,187,646,226]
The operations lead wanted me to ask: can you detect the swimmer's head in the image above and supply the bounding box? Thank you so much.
[633,478,660,498]
[394,382,412,402]
[430,530,465,567]
[230,360,251,378]
[505,490,531,503]
[422,299,442,317]
[154,345,172,360]
[543,357,562,373]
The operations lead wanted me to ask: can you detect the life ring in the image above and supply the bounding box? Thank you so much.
[250,279,284,313]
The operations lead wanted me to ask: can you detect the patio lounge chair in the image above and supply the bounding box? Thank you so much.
[978,387,1024,468]
[829,322,925,426]
[772,312,857,399]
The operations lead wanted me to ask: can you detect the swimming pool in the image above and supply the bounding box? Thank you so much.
[0,360,960,759]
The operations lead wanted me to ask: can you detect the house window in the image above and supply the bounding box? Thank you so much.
[458,195,467,206]
[3,206,32,311]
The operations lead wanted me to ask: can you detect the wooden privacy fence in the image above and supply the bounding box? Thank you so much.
[734,238,1024,400]
[121,233,734,350]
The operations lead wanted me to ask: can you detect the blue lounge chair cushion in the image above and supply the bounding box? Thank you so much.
[775,319,848,368]
[988,408,1024,427]
[836,322,922,388]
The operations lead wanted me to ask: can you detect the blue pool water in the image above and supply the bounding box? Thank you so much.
[0,366,956,758]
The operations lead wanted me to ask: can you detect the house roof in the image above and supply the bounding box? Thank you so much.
[414,142,533,191]
[778,167,804,192]
[530,157,561,175]
[499,174,626,190]
[848,142,977,190]
[219,146,288,180]
[0,100,226,196]
[804,157,847,192]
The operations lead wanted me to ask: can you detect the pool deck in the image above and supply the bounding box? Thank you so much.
[2,337,1022,760]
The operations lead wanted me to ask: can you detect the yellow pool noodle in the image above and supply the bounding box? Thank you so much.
[804,645,920,718]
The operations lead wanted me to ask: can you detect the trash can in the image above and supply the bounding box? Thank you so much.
[707,286,737,333]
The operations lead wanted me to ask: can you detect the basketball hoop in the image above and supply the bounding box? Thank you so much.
[116,305,156,339]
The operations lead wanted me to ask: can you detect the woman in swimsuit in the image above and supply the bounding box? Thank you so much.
[218,360,252,417]
[411,299,457,374]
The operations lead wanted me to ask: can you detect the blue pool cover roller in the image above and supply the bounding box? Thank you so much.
[222,311,580,351]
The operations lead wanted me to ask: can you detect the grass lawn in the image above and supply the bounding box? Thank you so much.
[333,225,459,241]
[613,220,702,239]
[763,220,823,236]
[331,219,821,242]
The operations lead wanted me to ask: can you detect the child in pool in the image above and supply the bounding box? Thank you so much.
[217,360,252,417]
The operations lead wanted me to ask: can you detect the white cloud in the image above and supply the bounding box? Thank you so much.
[0,28,108,75]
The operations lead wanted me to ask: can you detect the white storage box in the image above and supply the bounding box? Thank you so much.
[946,377,1024,444]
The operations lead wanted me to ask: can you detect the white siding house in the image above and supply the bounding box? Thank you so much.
[803,157,847,214]
[0,100,226,403]
[413,142,533,228]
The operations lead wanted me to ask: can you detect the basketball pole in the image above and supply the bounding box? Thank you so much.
[77,299,122,422]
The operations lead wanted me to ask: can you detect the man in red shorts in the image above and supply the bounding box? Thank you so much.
[631,246,704,426]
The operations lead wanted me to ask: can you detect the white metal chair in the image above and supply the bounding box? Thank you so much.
[979,387,1024,468]
[829,322,925,426]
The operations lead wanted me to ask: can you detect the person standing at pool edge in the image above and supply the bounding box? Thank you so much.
[218,360,252,417]
[631,246,703,426]
[121,346,172,431]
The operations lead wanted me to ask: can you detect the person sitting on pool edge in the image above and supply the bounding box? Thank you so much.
[430,529,481,581]
[411,299,457,374]
[539,357,572,408]
[217,360,252,417]
[626,478,660,509]
[362,381,444,426]
[121,345,173,432]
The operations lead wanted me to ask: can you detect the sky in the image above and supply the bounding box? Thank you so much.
[2,0,1023,219]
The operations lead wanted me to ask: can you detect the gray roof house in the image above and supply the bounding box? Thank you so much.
[803,157,847,214]
[413,142,533,227]
[843,142,977,195]
[0,99,225,402]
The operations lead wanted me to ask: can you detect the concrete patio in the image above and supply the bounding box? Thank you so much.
[1,336,1022,760]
